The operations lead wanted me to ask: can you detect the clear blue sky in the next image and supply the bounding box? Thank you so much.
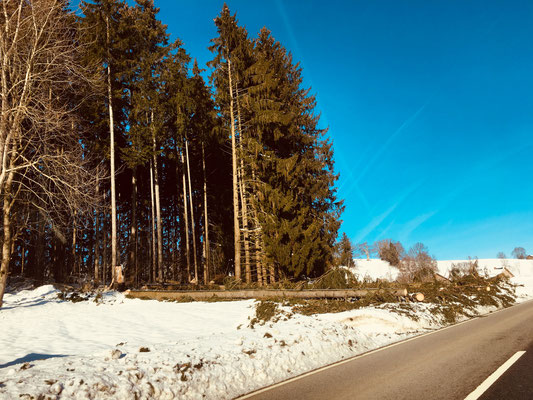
[153,0,533,259]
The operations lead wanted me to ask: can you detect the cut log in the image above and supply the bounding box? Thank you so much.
[414,293,425,302]
[126,288,409,301]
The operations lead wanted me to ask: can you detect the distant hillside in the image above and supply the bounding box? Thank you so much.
[350,258,533,283]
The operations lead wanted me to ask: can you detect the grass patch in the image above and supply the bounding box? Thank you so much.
[288,277,516,323]
[249,301,288,328]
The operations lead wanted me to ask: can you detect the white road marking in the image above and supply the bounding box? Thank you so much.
[464,351,526,400]
[236,299,533,400]
[236,317,479,400]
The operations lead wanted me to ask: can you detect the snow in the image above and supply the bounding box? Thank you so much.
[351,259,399,281]
[352,258,533,285]
[1,260,532,399]
[351,257,533,303]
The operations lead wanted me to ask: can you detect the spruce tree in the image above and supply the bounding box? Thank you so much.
[209,4,254,281]
[335,233,355,268]
[247,28,344,279]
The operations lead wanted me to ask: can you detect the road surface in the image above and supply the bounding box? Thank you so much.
[239,300,533,400]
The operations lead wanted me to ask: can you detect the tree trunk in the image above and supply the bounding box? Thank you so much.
[130,168,138,286]
[0,141,17,307]
[236,95,251,283]
[106,16,117,283]
[185,136,198,283]
[252,208,263,286]
[269,264,276,284]
[154,152,163,282]
[94,179,100,283]
[201,143,210,284]
[0,187,12,308]
[227,57,241,280]
[250,168,265,286]
[149,158,157,283]
[152,113,163,282]
[102,208,109,285]
[72,218,77,279]
[171,218,177,281]
[180,148,191,282]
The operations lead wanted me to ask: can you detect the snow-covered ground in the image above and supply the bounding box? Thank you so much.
[1,259,532,399]
[351,259,399,281]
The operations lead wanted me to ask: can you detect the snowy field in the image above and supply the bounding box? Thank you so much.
[1,259,533,399]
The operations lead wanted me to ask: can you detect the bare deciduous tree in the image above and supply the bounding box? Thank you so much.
[0,0,102,307]
[355,242,372,261]
[399,242,437,283]
[512,247,526,260]
[374,239,405,267]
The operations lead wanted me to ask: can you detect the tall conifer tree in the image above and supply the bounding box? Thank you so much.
[209,4,253,280]
[246,28,344,279]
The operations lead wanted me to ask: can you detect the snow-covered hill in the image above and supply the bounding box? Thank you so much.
[351,258,533,299]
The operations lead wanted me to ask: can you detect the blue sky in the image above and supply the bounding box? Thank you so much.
[153,0,533,259]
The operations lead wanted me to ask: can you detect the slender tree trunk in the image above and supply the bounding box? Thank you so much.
[154,153,163,282]
[149,158,157,283]
[250,168,264,286]
[0,146,16,308]
[72,218,77,279]
[201,143,210,284]
[227,57,241,280]
[151,113,163,282]
[103,211,109,285]
[106,16,117,283]
[21,240,25,277]
[236,95,251,283]
[180,148,191,281]
[262,251,268,285]
[0,197,12,308]
[185,136,198,283]
[130,168,138,286]
[269,264,276,283]
[171,219,177,281]
[252,209,263,286]
[94,181,100,283]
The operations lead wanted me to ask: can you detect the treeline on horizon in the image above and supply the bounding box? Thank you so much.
[334,235,531,283]
[0,0,344,304]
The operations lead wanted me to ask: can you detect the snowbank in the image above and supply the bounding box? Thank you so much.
[0,286,445,399]
[1,260,532,399]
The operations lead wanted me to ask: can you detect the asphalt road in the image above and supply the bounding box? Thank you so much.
[239,300,533,400]
[479,342,533,400]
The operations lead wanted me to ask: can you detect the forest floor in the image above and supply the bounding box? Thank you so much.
[1,260,533,399]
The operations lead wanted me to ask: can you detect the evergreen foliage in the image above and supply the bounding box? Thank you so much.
[0,1,345,302]
[334,233,355,268]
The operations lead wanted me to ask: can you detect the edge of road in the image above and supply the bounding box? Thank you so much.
[235,297,533,400]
